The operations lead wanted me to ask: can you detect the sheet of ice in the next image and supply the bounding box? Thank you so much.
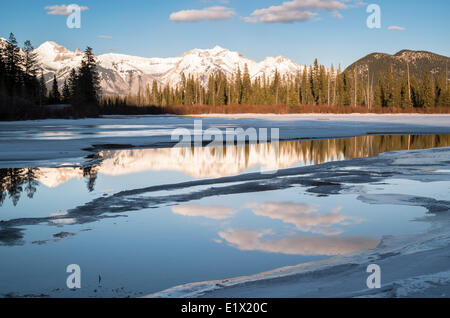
[1,114,449,168]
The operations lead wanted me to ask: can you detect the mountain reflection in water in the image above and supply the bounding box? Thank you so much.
[1,134,449,206]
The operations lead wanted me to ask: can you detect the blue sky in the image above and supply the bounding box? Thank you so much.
[0,0,449,68]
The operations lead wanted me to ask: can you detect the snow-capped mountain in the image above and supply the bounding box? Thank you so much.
[33,41,305,96]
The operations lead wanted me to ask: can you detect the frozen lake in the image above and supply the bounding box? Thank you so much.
[0,114,450,298]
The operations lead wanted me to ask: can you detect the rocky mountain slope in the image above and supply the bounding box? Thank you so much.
[345,50,449,82]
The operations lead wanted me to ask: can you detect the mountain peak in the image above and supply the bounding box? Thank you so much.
[38,41,59,48]
[212,45,226,52]
[37,41,70,54]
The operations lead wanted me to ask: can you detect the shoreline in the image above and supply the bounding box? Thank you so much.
[0,114,449,168]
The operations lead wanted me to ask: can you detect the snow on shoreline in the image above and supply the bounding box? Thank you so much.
[148,227,450,298]
[147,201,450,299]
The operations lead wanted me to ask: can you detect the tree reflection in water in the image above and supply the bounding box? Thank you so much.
[0,166,98,206]
[1,134,449,206]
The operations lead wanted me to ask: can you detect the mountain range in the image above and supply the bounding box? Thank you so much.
[1,38,448,96]
[34,41,305,96]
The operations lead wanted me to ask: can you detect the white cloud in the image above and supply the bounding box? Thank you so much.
[246,202,362,236]
[170,6,235,22]
[98,35,113,39]
[244,0,363,24]
[45,5,89,16]
[388,25,406,31]
[172,204,237,220]
[218,229,378,256]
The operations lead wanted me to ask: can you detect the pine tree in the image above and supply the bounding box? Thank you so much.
[5,33,23,97]
[318,65,327,105]
[340,71,351,106]
[242,64,251,105]
[49,75,61,104]
[23,40,39,102]
[76,47,100,106]
[151,80,159,106]
[435,73,447,107]
[38,71,47,106]
[234,67,242,105]
[62,80,71,103]
[67,69,78,101]
[272,69,281,105]
[420,72,435,108]
[374,79,383,107]
[400,78,412,108]
[311,58,320,104]
[0,44,6,113]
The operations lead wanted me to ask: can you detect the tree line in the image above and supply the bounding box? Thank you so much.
[0,33,101,120]
[1,32,449,121]
[103,59,450,110]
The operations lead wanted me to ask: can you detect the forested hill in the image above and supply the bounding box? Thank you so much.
[345,50,449,83]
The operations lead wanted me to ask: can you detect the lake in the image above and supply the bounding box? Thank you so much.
[1,133,449,297]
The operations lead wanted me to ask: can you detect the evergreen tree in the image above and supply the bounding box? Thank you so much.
[400,78,412,108]
[435,73,447,107]
[241,64,251,105]
[5,33,23,97]
[38,71,47,106]
[151,80,159,105]
[23,40,39,102]
[300,67,308,104]
[68,68,78,100]
[0,42,6,111]
[318,65,327,105]
[420,72,435,107]
[410,75,420,107]
[340,71,351,106]
[49,75,61,104]
[234,67,242,105]
[76,47,100,106]
[62,79,71,103]
[311,58,320,104]
[374,79,383,107]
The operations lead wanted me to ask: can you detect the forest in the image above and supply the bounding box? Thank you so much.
[1,32,449,121]
[104,59,450,111]
[0,33,100,120]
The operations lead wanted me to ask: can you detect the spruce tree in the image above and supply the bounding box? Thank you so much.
[312,58,320,104]
[38,71,47,106]
[234,67,242,105]
[242,64,251,105]
[410,76,420,107]
[435,73,447,107]
[420,72,435,108]
[318,65,327,105]
[49,75,61,104]
[77,47,100,106]
[23,40,39,102]
[0,42,6,112]
[151,80,159,106]
[62,80,71,103]
[5,33,23,97]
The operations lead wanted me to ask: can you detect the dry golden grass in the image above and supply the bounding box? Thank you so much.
[158,104,450,115]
